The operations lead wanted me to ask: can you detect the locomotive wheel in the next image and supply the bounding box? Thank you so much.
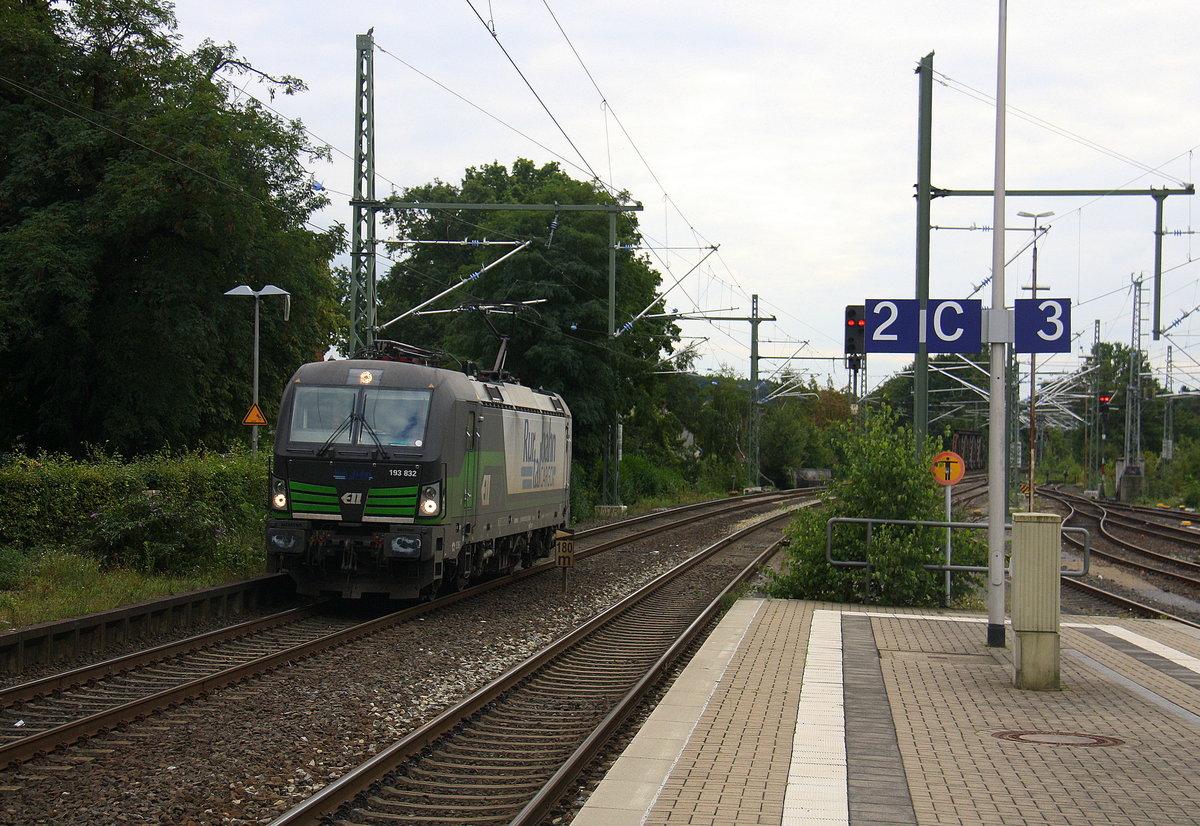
[444,551,472,593]
[515,533,532,569]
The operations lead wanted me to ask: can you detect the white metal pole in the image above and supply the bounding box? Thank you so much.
[944,483,953,607]
[987,0,1009,648]
[252,293,261,454]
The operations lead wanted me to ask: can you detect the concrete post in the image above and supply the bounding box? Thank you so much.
[1011,512,1061,690]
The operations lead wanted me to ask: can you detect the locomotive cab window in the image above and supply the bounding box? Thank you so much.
[363,389,432,447]
[289,386,357,444]
[286,384,432,449]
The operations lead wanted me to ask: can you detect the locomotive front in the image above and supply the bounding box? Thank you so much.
[265,357,571,599]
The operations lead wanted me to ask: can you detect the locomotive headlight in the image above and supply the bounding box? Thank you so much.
[419,483,441,517]
[271,477,288,510]
[272,492,288,509]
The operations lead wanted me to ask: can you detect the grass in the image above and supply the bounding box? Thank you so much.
[0,549,260,630]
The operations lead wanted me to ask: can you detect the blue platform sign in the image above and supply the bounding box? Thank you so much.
[865,299,918,353]
[1014,298,1071,353]
[926,299,982,354]
[865,298,982,354]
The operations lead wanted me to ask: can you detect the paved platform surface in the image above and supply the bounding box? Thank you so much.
[572,599,1200,826]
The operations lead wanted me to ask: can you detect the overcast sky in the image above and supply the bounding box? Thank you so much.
[172,1,1200,396]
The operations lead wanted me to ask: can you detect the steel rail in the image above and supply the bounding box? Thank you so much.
[510,520,793,825]
[0,602,329,707]
[268,506,805,825]
[1041,490,1200,586]
[1047,489,1200,549]
[1045,491,1200,628]
[1061,576,1200,628]
[0,492,810,769]
[0,574,294,674]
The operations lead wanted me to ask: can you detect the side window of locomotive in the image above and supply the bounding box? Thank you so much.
[289,386,357,444]
[363,389,432,447]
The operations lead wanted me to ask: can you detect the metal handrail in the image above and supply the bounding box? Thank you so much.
[825,516,1090,577]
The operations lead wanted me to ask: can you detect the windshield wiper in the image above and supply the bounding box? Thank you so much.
[359,417,390,459]
[315,413,355,457]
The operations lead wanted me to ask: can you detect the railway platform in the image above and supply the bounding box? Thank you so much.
[572,598,1200,825]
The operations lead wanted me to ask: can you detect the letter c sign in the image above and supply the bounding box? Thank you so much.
[926,299,981,354]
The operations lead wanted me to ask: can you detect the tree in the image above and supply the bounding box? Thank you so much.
[758,382,849,486]
[377,159,680,469]
[0,0,343,454]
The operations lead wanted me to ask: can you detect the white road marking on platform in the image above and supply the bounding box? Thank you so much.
[783,608,848,826]
[1063,623,1200,674]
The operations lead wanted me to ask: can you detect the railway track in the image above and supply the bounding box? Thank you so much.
[1039,488,1200,628]
[268,507,798,825]
[0,490,810,771]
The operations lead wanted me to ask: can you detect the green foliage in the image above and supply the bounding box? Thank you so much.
[0,549,219,629]
[0,449,266,580]
[1151,437,1200,507]
[759,382,847,486]
[619,454,687,501]
[377,159,680,469]
[766,408,985,606]
[0,0,343,455]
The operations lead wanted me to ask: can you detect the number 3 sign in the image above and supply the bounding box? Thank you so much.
[1014,298,1071,353]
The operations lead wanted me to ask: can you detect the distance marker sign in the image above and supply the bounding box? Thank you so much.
[930,451,966,486]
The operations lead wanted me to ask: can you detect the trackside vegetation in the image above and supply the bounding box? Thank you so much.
[0,450,266,627]
[766,408,986,607]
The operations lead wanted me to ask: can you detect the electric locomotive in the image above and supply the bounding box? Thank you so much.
[265,342,571,599]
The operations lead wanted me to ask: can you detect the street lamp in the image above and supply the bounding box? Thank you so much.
[224,284,291,453]
[1017,210,1053,509]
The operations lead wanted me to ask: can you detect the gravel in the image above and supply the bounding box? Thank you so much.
[0,504,792,826]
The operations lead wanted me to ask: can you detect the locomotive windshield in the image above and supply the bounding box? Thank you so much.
[288,385,432,449]
[363,389,431,447]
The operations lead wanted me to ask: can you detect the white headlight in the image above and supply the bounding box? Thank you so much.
[419,484,441,516]
[272,492,288,509]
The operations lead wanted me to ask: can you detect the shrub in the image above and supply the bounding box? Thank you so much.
[0,448,267,580]
[766,407,985,607]
[619,454,686,501]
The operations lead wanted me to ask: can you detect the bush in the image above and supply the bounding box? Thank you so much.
[619,454,687,501]
[0,448,267,581]
[766,407,985,607]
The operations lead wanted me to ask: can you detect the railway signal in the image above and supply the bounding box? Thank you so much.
[844,304,865,370]
[1099,392,1112,413]
[844,305,866,353]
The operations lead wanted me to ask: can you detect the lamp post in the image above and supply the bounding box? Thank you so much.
[1017,210,1053,509]
[224,285,291,453]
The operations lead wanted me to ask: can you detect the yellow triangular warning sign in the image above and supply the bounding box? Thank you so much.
[242,403,268,426]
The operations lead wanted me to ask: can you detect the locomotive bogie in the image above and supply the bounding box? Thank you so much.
[266,358,571,599]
